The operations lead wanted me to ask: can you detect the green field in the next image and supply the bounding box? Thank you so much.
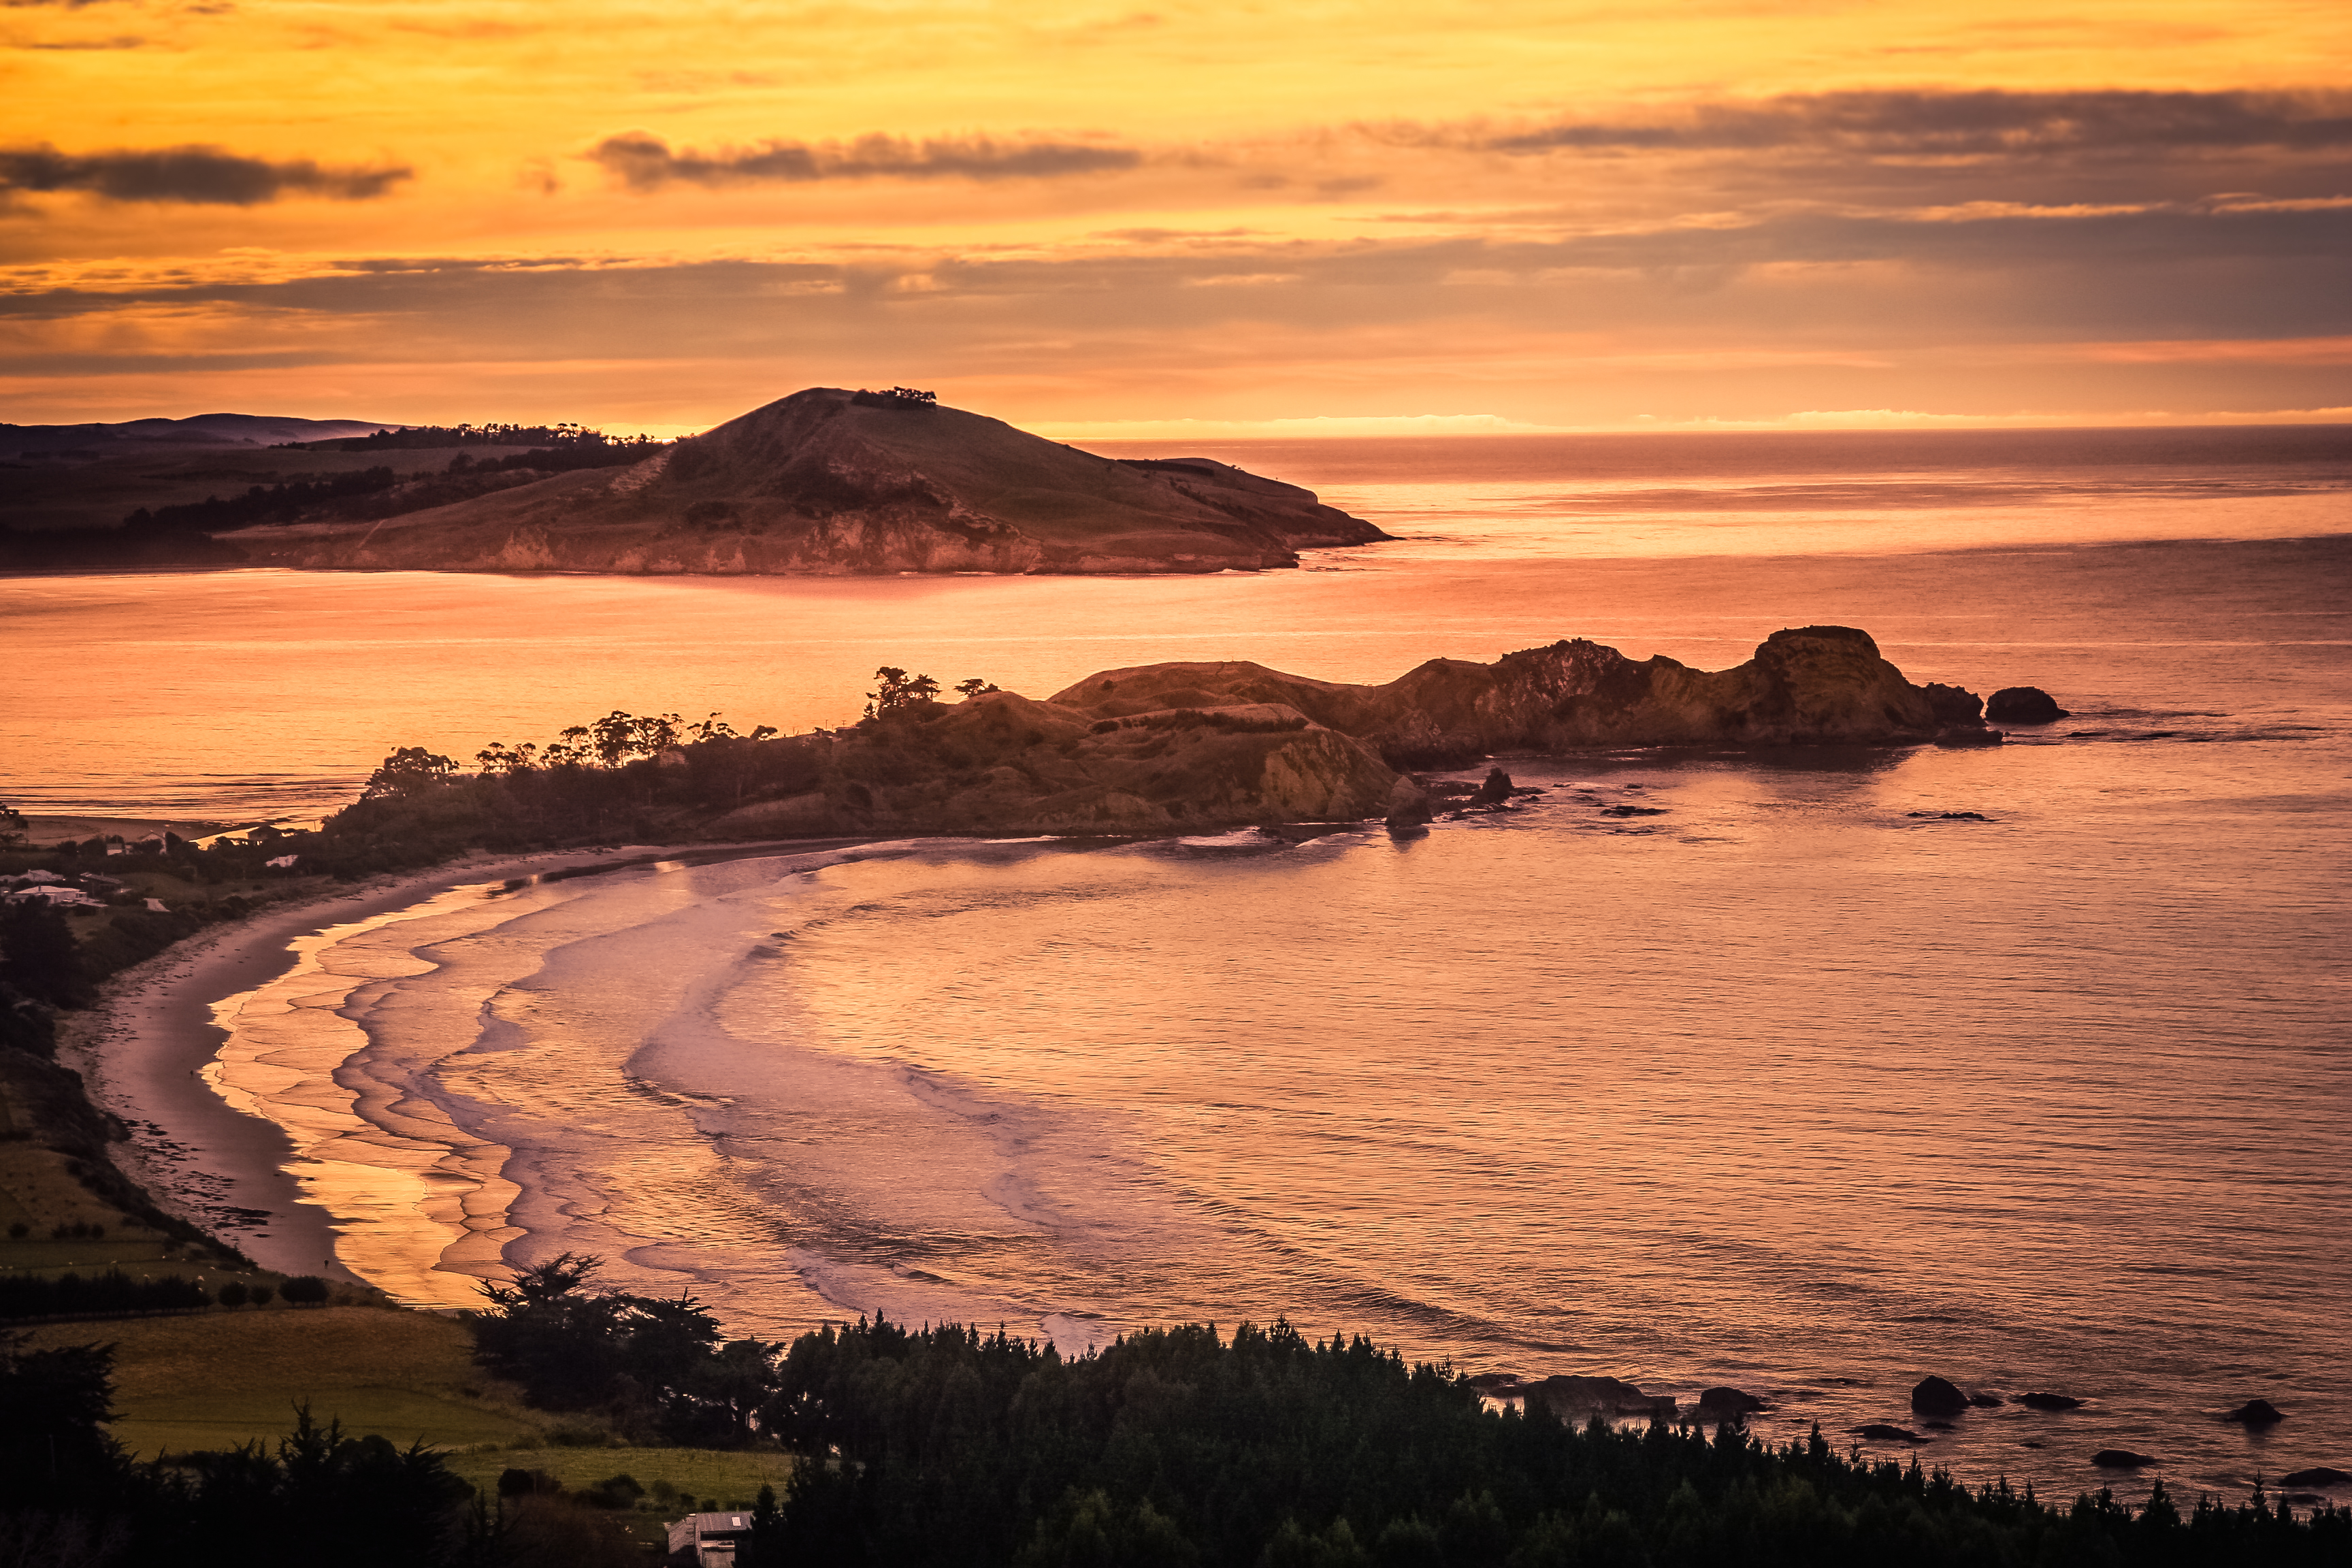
[21,1305,546,1458]
[19,1301,794,1535]
[446,1446,795,1509]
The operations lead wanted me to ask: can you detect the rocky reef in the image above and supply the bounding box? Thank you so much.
[689,625,1999,840]
[225,387,1389,576]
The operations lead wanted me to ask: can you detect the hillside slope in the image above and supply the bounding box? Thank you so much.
[227,388,1389,575]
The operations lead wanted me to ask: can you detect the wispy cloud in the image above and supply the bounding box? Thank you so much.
[0,143,412,204]
[1480,89,2352,158]
[587,131,1141,191]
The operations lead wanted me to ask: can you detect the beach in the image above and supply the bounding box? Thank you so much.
[56,840,855,1294]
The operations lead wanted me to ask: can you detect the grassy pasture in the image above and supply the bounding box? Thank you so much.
[20,1305,545,1458]
[447,1446,796,1509]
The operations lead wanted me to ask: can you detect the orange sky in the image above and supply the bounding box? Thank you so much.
[3,0,2349,432]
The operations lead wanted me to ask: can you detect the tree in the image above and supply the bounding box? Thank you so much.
[359,747,457,800]
[954,678,1001,699]
[0,902,88,1009]
[474,740,540,775]
[864,668,941,719]
[0,800,25,847]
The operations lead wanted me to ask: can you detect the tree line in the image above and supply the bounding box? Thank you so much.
[455,1258,2349,1567]
[5,1250,2347,1563]
[301,423,663,453]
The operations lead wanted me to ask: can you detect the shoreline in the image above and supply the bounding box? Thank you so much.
[56,837,875,1293]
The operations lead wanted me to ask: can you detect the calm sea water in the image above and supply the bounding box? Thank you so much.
[5,427,2349,1505]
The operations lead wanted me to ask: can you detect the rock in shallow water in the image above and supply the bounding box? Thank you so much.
[1859,1424,1925,1442]
[2018,1392,2085,1411]
[1526,1375,1678,1424]
[1987,685,2070,723]
[1912,1376,1971,1416]
[1697,1387,1770,1416]
[2223,1399,2284,1426]
[2093,1450,2158,1469]
[2281,1467,2352,1488]
[1467,766,1516,807]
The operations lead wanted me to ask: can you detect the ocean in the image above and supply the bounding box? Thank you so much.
[6,426,2349,1507]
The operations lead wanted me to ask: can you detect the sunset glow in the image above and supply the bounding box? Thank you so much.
[5,0,2349,429]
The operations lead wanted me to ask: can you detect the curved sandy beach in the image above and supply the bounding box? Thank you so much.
[57,838,864,1295]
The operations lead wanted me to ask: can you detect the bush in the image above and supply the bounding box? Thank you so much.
[583,1473,645,1510]
[280,1275,331,1305]
[216,1281,248,1308]
[248,1284,276,1307]
[0,1269,211,1320]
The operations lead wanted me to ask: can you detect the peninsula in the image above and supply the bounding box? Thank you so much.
[215,388,1387,575]
[294,624,1997,868]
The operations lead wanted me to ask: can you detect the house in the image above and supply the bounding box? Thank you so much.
[666,1511,756,1567]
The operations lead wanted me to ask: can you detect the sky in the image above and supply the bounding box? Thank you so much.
[3,0,2349,435]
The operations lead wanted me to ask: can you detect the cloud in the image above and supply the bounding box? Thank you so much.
[1484,89,2352,159]
[0,143,412,204]
[587,131,1141,191]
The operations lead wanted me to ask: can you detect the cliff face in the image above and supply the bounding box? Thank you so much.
[224,388,1388,576]
[694,625,1971,841]
[1051,625,1946,764]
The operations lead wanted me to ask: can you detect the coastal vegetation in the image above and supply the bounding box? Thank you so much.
[12,1258,2347,1566]
[0,420,662,570]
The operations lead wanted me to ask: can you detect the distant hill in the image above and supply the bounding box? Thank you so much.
[0,412,396,461]
[225,387,1390,576]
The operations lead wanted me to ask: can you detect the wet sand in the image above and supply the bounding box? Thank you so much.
[56,840,858,1290]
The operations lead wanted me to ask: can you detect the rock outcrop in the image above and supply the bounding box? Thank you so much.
[2281,1468,2351,1487]
[2222,1399,2283,1426]
[1054,625,1954,766]
[1696,1387,1769,1417]
[1912,1376,1971,1416]
[1987,686,2070,723]
[2018,1392,2085,1411]
[665,625,2008,840]
[1525,1375,1679,1424]
[223,388,1388,576]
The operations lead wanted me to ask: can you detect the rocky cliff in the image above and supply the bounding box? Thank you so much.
[1051,625,1950,765]
[689,625,1982,840]
[224,388,1388,576]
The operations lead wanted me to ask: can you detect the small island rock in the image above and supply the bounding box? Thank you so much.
[1696,1387,1769,1416]
[1922,683,1984,723]
[1384,777,1433,831]
[1911,1376,1971,1416]
[1467,766,1516,807]
[1858,1424,1924,1443]
[2019,1392,2085,1411]
[2281,1468,2351,1487]
[2093,1450,2157,1469]
[2223,1399,2284,1426]
[1987,686,2070,723]
[1526,1375,1678,1424]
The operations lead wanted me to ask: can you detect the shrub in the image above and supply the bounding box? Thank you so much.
[0,1269,210,1320]
[280,1275,331,1305]
[583,1473,645,1510]
[248,1284,275,1307]
[216,1281,248,1307]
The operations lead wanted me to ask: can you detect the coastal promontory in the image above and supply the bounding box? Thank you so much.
[221,388,1389,576]
[308,625,1994,859]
